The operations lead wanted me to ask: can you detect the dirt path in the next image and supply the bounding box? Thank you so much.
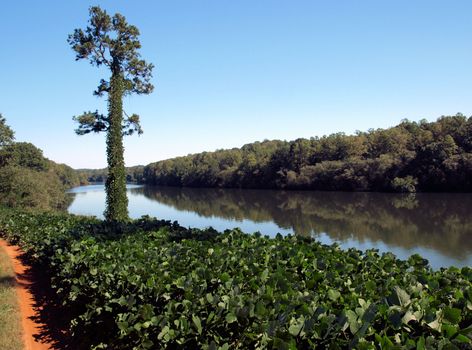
[0,239,51,350]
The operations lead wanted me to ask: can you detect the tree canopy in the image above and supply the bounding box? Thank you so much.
[0,116,84,210]
[0,114,15,146]
[143,115,472,192]
[68,6,153,136]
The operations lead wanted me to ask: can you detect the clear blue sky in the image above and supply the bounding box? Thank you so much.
[1,1,471,168]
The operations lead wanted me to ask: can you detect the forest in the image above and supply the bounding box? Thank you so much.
[77,165,145,183]
[0,115,85,210]
[143,115,472,192]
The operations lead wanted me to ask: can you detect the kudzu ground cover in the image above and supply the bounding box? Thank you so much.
[0,208,471,349]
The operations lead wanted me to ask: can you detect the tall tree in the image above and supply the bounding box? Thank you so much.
[0,114,15,146]
[68,6,154,222]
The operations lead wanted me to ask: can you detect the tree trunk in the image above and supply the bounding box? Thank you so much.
[104,71,128,222]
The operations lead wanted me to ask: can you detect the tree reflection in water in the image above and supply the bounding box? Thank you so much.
[129,186,472,261]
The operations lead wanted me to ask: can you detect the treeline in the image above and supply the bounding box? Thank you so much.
[77,165,144,183]
[0,115,85,210]
[143,115,472,192]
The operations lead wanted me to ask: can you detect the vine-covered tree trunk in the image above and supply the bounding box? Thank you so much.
[69,7,154,221]
[105,70,128,221]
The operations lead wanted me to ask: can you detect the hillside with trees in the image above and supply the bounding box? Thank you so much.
[143,115,472,192]
[0,115,86,210]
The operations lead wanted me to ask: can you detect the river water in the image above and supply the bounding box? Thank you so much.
[67,184,472,269]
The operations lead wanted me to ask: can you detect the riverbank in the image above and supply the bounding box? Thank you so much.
[0,208,471,348]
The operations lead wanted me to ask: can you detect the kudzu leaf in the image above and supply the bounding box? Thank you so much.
[416,336,425,350]
[220,272,230,282]
[328,289,341,301]
[225,312,237,324]
[192,315,202,334]
[157,325,169,340]
[261,268,269,282]
[442,324,458,338]
[443,307,461,324]
[394,286,411,307]
[288,316,305,336]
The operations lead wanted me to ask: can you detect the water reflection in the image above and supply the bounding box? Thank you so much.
[68,185,472,268]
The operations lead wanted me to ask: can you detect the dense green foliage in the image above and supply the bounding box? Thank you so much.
[68,6,154,221]
[77,165,145,183]
[0,114,15,146]
[1,209,471,349]
[143,115,472,192]
[0,117,84,210]
[104,72,129,221]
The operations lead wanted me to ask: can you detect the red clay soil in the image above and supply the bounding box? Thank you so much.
[0,239,52,350]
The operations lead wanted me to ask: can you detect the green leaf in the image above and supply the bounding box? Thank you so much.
[394,286,411,307]
[192,315,203,334]
[346,310,360,334]
[273,337,290,350]
[206,293,214,303]
[442,324,458,338]
[255,301,266,318]
[157,325,169,340]
[220,272,230,283]
[225,312,238,324]
[416,336,425,350]
[457,324,472,337]
[328,289,341,301]
[288,316,305,336]
[443,307,462,324]
[261,268,269,282]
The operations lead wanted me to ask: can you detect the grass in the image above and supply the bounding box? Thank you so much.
[0,244,23,350]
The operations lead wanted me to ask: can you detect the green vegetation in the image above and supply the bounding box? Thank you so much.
[0,114,15,146]
[77,165,145,184]
[143,115,472,192]
[0,4,469,349]
[0,117,85,210]
[0,244,23,350]
[1,208,471,349]
[69,6,154,222]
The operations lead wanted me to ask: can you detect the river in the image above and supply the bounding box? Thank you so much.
[67,184,472,269]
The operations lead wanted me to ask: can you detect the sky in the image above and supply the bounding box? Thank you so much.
[1,1,471,168]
